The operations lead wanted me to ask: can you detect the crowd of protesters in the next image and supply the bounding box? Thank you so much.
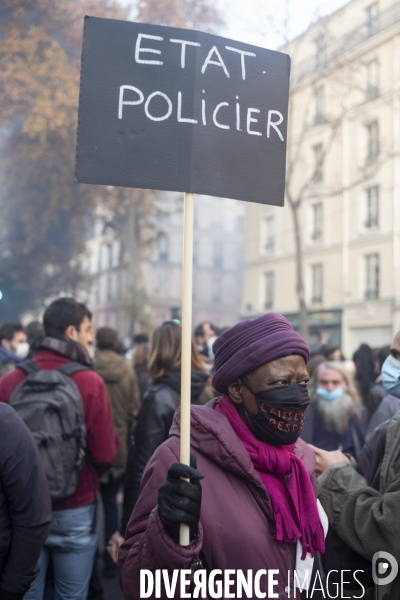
[1,301,400,599]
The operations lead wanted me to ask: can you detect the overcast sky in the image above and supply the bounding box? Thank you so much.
[120,1,351,49]
[214,0,349,49]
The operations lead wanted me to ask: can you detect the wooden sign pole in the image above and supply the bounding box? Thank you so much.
[179,191,194,547]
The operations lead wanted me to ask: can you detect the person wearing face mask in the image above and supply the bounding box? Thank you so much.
[366,330,400,438]
[301,362,367,458]
[118,313,328,600]
[0,322,29,376]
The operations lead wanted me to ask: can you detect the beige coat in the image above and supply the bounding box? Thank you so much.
[95,350,140,482]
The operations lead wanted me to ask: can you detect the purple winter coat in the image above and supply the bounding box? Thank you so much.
[118,399,317,600]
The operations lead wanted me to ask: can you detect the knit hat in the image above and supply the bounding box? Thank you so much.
[212,313,309,394]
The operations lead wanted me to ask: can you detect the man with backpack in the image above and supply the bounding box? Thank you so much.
[0,297,119,600]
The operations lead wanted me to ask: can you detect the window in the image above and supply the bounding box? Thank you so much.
[111,240,120,268]
[237,245,244,269]
[314,86,325,125]
[312,143,324,182]
[264,216,275,252]
[311,202,323,241]
[193,206,199,229]
[107,272,113,301]
[366,60,379,101]
[212,242,223,269]
[366,121,379,162]
[365,253,380,299]
[97,246,102,273]
[158,233,169,262]
[315,34,326,68]
[156,270,169,295]
[212,277,221,303]
[264,272,274,310]
[365,186,379,228]
[311,264,323,304]
[98,244,109,272]
[366,2,379,37]
[107,244,113,269]
[95,279,100,305]
[236,216,244,232]
[193,240,199,266]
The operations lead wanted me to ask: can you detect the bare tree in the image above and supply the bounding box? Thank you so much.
[102,0,223,333]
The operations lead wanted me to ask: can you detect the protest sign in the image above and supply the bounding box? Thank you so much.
[75,17,290,545]
[75,17,290,206]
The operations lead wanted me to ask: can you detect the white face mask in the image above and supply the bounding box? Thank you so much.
[15,342,30,359]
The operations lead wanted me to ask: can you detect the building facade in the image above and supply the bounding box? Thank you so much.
[243,0,400,356]
[84,193,244,340]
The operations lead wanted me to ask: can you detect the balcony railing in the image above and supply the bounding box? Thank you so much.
[292,3,400,83]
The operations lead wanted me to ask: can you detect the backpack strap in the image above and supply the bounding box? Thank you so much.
[57,362,90,377]
[17,360,41,375]
[57,360,97,531]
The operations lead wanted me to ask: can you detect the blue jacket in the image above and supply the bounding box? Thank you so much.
[0,346,22,365]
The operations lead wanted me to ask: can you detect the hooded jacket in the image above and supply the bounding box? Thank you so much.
[120,370,211,535]
[95,349,141,481]
[118,400,317,600]
[317,410,400,600]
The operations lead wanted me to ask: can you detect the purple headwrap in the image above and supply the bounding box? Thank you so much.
[212,313,310,394]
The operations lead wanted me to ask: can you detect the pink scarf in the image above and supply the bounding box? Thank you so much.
[215,395,325,559]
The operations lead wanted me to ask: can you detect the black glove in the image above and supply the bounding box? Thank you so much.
[158,452,204,544]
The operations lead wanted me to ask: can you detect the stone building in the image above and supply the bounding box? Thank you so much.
[243,0,400,356]
[84,193,244,340]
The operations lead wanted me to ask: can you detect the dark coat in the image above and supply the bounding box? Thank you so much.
[120,370,209,535]
[301,407,367,458]
[134,365,151,400]
[0,403,51,599]
[318,410,400,600]
[366,393,400,439]
[365,377,387,420]
[118,400,317,600]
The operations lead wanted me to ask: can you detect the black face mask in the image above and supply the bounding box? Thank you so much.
[241,380,310,446]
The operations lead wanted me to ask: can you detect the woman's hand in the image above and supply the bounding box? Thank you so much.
[158,453,203,544]
[107,531,125,564]
[308,444,350,476]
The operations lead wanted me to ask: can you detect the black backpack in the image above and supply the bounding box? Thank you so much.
[9,360,88,501]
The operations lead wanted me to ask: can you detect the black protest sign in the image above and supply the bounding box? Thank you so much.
[75,18,290,206]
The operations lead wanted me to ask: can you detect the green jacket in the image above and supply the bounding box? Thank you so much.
[95,350,141,482]
[317,410,400,600]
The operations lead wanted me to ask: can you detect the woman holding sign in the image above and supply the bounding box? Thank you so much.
[118,313,326,599]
